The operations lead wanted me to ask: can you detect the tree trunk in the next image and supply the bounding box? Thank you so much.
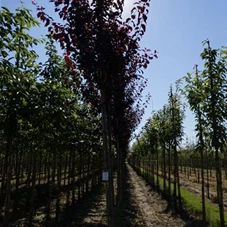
[156,141,159,191]
[168,143,171,198]
[215,149,225,227]
[71,150,76,204]
[46,151,56,227]
[64,153,68,186]
[3,135,13,227]
[200,148,206,223]
[77,152,81,201]
[162,143,166,198]
[14,146,22,211]
[101,88,113,227]
[86,152,90,193]
[28,145,37,227]
[55,150,62,222]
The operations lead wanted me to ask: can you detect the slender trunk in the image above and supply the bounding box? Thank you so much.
[55,150,62,222]
[1,147,8,198]
[156,141,159,191]
[71,150,76,203]
[86,152,90,193]
[14,146,21,211]
[101,88,113,227]
[107,100,115,227]
[46,151,56,227]
[201,148,206,223]
[116,129,123,209]
[63,153,68,186]
[197,108,206,223]
[64,153,68,186]
[215,148,225,227]
[3,135,13,227]
[26,152,33,189]
[152,153,155,186]
[162,143,166,198]
[82,152,85,197]
[38,149,42,185]
[66,151,72,206]
[176,154,182,210]
[47,152,51,185]
[28,144,37,227]
[224,151,227,180]
[116,134,123,225]
[44,155,48,183]
[77,152,81,201]
[168,143,171,197]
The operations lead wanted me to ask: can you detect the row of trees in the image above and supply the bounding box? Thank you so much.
[130,85,185,211]
[129,41,227,226]
[1,0,154,225]
[0,5,104,226]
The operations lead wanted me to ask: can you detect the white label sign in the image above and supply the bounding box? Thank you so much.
[102,171,109,181]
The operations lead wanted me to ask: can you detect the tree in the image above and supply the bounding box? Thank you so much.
[168,85,185,212]
[33,0,155,225]
[0,5,42,226]
[200,41,226,227]
[182,65,207,223]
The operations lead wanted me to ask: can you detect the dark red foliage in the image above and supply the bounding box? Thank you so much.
[33,0,156,148]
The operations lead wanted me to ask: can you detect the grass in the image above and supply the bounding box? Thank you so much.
[137,166,227,227]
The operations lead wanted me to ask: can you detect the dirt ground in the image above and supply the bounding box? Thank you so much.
[126,165,193,227]
[178,170,227,211]
[56,184,107,227]
[157,168,227,211]
[9,166,205,226]
[61,165,196,227]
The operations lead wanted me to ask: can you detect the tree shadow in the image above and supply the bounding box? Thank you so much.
[1,170,102,226]
[53,184,107,227]
[131,165,209,227]
[120,167,144,227]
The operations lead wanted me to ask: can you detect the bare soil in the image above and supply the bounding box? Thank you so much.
[6,166,206,227]
[178,170,227,210]
[157,168,227,211]
[127,165,192,227]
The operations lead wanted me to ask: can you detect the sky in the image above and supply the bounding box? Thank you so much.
[2,0,227,144]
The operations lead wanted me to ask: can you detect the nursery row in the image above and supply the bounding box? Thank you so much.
[130,42,227,227]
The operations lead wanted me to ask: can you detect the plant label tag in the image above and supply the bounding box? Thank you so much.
[102,171,109,181]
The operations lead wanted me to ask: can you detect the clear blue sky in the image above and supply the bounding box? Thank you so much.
[2,0,227,144]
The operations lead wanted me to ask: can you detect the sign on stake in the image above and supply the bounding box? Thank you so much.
[102,171,109,181]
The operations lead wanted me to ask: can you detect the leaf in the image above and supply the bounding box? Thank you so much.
[1,50,8,58]
[142,14,147,22]
[220,49,227,55]
[141,24,146,32]
[1,6,10,12]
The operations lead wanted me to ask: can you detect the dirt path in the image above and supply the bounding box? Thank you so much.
[9,167,205,227]
[127,165,190,227]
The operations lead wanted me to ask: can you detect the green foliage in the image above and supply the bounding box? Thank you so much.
[0,5,103,225]
[131,86,185,157]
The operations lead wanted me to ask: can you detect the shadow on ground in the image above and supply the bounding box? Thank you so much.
[53,184,106,227]
[120,167,145,227]
[133,166,208,227]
